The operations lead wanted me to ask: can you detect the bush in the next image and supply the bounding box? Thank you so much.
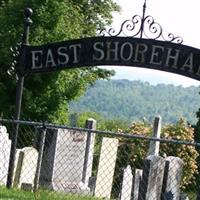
[116,118,199,190]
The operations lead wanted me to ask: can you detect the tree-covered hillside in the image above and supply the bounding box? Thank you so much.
[69,80,200,124]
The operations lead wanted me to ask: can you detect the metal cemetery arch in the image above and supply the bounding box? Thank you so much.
[23,37,200,81]
[21,2,200,81]
[7,1,200,188]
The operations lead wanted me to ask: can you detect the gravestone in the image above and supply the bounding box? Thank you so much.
[120,165,133,200]
[94,137,119,199]
[147,116,161,156]
[138,155,165,200]
[15,147,38,189]
[162,156,184,200]
[133,169,143,200]
[40,119,96,194]
[13,149,23,186]
[0,126,11,185]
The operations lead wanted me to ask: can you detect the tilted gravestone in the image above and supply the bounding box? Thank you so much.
[161,156,184,200]
[39,119,96,194]
[138,155,166,200]
[13,147,38,189]
[120,165,133,200]
[0,126,11,185]
[94,137,119,199]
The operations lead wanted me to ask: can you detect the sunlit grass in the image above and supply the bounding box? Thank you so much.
[0,187,99,200]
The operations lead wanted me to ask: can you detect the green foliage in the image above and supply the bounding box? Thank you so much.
[72,111,129,131]
[112,118,198,194]
[70,80,200,124]
[161,119,199,189]
[0,0,119,122]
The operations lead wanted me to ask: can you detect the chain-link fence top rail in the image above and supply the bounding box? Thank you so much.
[0,118,200,200]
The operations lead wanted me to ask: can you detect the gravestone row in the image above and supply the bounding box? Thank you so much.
[0,120,119,199]
[119,156,184,200]
[0,117,190,199]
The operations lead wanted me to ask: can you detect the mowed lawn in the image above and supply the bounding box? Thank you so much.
[0,187,99,200]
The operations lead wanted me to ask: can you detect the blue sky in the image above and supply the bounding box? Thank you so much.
[103,0,200,87]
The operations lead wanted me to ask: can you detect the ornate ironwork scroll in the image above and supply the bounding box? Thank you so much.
[99,1,183,44]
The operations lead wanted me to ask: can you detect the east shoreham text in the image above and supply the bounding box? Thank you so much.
[23,37,200,81]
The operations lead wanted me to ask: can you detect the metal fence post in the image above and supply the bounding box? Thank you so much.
[147,116,162,156]
[6,8,33,188]
[33,125,47,192]
[82,118,96,184]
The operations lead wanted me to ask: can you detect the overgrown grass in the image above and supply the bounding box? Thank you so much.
[0,187,100,200]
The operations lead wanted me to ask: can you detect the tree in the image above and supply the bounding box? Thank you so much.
[0,0,119,123]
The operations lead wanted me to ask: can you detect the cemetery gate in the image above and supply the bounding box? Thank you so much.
[1,0,200,199]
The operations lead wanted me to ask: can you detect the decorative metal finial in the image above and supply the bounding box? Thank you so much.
[22,7,33,45]
[143,0,147,15]
[24,7,33,26]
[24,7,33,18]
[140,0,147,38]
[99,0,183,44]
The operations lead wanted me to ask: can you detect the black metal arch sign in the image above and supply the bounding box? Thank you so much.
[23,36,200,81]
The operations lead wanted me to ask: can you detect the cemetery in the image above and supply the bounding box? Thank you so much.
[0,117,197,199]
[1,1,200,200]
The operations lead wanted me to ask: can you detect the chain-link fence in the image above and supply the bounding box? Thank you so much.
[0,118,200,200]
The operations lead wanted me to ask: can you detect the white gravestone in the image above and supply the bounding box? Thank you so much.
[94,137,119,199]
[0,126,11,185]
[162,156,184,200]
[17,147,38,189]
[139,155,166,200]
[120,165,133,200]
[133,169,143,200]
[40,127,95,194]
[147,116,162,156]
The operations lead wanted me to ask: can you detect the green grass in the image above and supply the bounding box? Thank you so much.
[0,187,100,200]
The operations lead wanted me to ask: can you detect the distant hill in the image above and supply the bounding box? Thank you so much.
[69,80,200,124]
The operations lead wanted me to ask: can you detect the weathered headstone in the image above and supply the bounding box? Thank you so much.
[94,137,119,199]
[0,126,11,185]
[16,147,38,189]
[162,156,184,200]
[40,119,96,194]
[13,149,23,187]
[133,169,143,200]
[138,155,166,200]
[147,116,162,156]
[120,165,133,200]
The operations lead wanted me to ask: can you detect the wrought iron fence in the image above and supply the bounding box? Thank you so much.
[0,118,200,200]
